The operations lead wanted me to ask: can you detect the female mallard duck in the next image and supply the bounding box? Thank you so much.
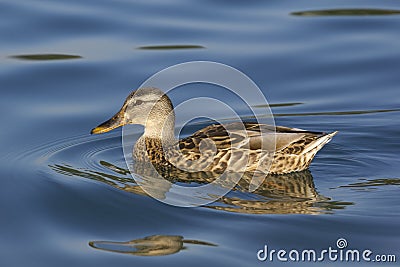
[91,87,337,174]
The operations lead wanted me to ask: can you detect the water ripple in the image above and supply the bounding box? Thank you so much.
[14,130,352,215]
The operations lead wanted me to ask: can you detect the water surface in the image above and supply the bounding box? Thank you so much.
[1,0,399,266]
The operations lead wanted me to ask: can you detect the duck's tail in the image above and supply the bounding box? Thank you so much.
[302,131,338,155]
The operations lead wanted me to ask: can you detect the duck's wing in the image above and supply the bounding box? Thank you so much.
[177,122,336,155]
[273,124,337,154]
[248,122,337,154]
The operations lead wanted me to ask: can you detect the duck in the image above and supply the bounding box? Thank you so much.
[91,87,337,174]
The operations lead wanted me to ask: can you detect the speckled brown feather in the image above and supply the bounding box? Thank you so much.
[133,122,337,174]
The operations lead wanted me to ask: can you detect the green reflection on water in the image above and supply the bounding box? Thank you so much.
[341,178,400,188]
[274,108,400,117]
[11,54,82,61]
[137,44,205,50]
[291,9,400,17]
[254,102,303,108]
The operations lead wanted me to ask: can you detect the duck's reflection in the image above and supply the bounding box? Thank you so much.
[50,161,352,214]
[208,172,326,214]
[89,235,216,256]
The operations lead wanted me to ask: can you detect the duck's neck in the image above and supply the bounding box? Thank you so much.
[143,110,176,146]
[133,113,175,163]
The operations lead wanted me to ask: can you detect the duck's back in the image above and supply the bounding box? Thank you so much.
[166,122,336,174]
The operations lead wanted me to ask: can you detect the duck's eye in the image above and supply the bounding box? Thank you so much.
[135,100,144,105]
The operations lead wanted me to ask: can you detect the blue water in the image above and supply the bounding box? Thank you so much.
[1,0,399,266]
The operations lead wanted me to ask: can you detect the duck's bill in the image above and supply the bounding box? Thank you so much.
[91,114,124,134]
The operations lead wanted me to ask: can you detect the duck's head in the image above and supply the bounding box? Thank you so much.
[91,87,174,135]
